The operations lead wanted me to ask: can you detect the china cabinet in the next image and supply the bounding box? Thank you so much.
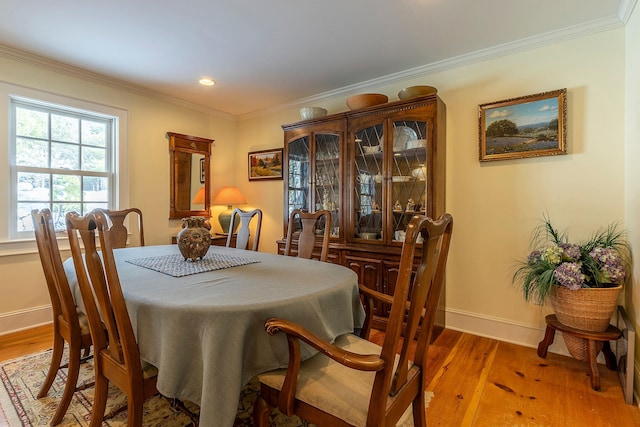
[281,117,347,242]
[279,94,446,333]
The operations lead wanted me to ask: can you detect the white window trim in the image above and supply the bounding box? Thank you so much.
[0,81,129,256]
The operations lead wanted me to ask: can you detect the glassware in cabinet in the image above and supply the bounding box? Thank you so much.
[390,119,428,242]
[353,124,384,241]
[315,132,341,238]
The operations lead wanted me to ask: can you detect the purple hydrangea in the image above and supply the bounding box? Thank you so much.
[554,262,585,290]
[589,247,626,283]
[528,250,541,264]
[559,243,581,262]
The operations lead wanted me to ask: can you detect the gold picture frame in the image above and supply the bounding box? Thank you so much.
[479,88,567,162]
[248,148,283,181]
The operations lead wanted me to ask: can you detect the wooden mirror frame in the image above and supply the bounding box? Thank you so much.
[168,132,214,219]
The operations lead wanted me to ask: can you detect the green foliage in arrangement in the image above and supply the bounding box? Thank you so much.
[513,216,631,305]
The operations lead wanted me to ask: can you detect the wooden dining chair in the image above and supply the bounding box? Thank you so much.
[65,210,158,427]
[253,213,453,427]
[283,209,331,262]
[31,209,94,426]
[101,207,145,248]
[226,207,262,251]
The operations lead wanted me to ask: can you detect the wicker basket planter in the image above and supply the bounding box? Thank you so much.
[548,284,622,360]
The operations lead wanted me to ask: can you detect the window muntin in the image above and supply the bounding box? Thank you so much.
[11,99,115,235]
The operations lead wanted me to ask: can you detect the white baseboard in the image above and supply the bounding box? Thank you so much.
[445,307,640,408]
[0,305,52,336]
[445,307,564,351]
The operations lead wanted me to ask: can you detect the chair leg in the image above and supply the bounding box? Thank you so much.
[90,375,109,427]
[127,393,144,427]
[50,341,82,425]
[38,333,64,398]
[252,396,271,427]
[412,391,427,427]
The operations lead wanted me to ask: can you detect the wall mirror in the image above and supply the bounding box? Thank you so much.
[168,132,214,219]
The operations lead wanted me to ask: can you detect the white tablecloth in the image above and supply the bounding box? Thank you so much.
[64,245,364,427]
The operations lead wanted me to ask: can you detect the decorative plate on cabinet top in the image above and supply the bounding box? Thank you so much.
[299,106,327,120]
[397,85,438,100]
[346,94,388,110]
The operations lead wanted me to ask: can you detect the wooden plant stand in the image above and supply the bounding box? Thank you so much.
[537,314,622,391]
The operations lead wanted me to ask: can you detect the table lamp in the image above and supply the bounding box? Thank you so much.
[212,186,247,233]
[192,186,205,205]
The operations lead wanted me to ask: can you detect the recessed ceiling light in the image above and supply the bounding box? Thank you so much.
[199,78,215,86]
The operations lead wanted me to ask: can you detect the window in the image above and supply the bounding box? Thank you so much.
[10,97,116,237]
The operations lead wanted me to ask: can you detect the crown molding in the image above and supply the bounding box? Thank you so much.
[619,0,638,23]
[1,0,634,126]
[239,11,630,122]
[0,44,236,122]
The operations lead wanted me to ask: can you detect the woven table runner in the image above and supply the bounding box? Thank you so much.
[126,252,260,277]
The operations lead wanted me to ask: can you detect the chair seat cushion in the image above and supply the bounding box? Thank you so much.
[142,361,158,379]
[257,333,423,426]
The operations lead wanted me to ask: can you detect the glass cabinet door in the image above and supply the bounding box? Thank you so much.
[286,132,341,238]
[315,133,341,238]
[390,119,428,243]
[353,123,384,241]
[287,135,310,218]
[352,117,430,244]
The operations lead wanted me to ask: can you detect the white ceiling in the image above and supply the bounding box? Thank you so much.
[0,0,633,117]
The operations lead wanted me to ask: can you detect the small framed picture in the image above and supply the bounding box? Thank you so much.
[248,148,283,181]
[479,88,567,162]
[200,158,206,183]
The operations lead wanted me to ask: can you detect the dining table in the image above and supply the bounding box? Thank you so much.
[63,244,365,427]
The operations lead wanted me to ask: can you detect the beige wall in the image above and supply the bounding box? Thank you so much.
[625,0,640,394]
[1,12,639,394]
[0,55,238,331]
[237,29,632,346]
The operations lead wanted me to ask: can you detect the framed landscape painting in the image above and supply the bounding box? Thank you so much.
[248,148,283,181]
[479,88,567,162]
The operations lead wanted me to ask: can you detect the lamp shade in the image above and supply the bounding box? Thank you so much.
[192,186,206,205]
[212,186,247,233]
[212,186,247,206]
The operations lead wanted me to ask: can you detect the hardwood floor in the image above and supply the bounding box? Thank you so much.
[2,325,640,426]
[369,328,640,426]
[0,323,54,362]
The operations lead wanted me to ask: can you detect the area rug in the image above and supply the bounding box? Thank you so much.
[1,348,431,426]
[0,348,311,426]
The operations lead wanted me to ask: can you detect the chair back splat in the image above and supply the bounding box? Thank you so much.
[66,210,158,426]
[31,209,94,426]
[227,208,263,251]
[284,209,331,262]
[101,207,145,248]
[254,213,453,427]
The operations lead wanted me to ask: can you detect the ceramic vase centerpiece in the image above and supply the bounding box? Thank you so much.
[513,217,630,360]
[177,216,211,261]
